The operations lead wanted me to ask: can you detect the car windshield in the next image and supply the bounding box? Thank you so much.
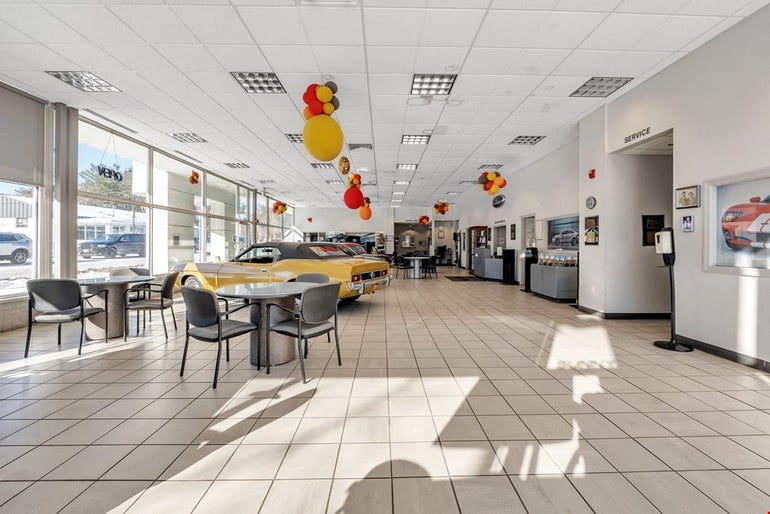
[93,234,121,242]
[347,245,365,255]
[306,245,349,258]
[762,194,770,203]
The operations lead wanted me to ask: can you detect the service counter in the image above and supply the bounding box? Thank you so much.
[530,264,577,302]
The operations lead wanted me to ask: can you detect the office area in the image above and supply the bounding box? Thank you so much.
[2,1,770,512]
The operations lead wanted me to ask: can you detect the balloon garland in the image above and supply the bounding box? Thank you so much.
[478,171,507,196]
[433,201,449,215]
[189,170,199,185]
[418,215,430,226]
[302,81,344,161]
[272,201,287,215]
[359,197,372,220]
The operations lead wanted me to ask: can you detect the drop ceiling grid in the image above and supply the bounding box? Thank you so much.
[0,1,764,206]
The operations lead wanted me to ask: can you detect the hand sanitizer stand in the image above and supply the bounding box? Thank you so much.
[653,228,693,352]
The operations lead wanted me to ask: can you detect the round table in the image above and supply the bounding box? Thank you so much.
[404,256,430,279]
[216,282,316,367]
[78,276,154,340]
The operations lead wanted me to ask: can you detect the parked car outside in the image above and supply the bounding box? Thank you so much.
[337,242,389,262]
[552,229,579,246]
[0,232,32,264]
[721,194,770,249]
[172,242,391,302]
[79,233,146,258]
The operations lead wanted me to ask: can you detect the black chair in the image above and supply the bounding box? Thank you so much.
[394,255,412,279]
[266,282,342,383]
[436,246,447,264]
[124,271,179,340]
[422,256,438,279]
[179,287,256,388]
[25,279,108,357]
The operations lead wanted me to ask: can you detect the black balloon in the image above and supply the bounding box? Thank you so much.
[324,81,338,93]
[331,96,340,110]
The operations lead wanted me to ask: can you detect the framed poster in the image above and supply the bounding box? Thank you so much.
[437,227,445,239]
[535,219,543,240]
[585,216,598,245]
[510,224,516,240]
[715,174,770,269]
[682,215,694,232]
[547,215,579,250]
[642,215,665,246]
[676,185,700,209]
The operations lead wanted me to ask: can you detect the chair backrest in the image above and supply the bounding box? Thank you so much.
[161,271,180,300]
[27,279,82,312]
[130,267,152,276]
[181,287,219,327]
[429,255,437,266]
[295,273,330,284]
[299,283,340,323]
[436,246,447,258]
[395,255,406,266]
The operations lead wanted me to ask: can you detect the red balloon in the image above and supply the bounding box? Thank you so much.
[302,90,315,105]
[484,181,493,190]
[306,83,320,95]
[343,187,364,209]
[308,100,323,116]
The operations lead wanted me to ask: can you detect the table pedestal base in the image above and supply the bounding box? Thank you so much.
[249,298,297,367]
[82,282,130,340]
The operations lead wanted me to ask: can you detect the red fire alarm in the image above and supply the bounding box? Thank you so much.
[588,169,596,179]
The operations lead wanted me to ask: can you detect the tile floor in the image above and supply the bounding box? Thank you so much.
[1,268,769,513]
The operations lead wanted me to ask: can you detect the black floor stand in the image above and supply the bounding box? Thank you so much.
[653,264,693,352]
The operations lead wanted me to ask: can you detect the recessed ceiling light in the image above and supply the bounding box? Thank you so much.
[402,134,430,145]
[446,192,459,196]
[392,192,405,195]
[325,180,344,185]
[458,180,478,185]
[411,73,457,95]
[230,71,286,94]
[285,133,303,143]
[479,164,503,170]
[391,199,402,202]
[509,135,545,145]
[170,133,207,143]
[46,71,120,92]
[394,180,410,185]
[259,179,275,184]
[396,164,418,170]
[311,163,335,170]
[224,162,249,169]
[570,76,632,98]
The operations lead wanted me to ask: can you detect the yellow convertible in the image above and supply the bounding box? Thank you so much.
[171,242,391,301]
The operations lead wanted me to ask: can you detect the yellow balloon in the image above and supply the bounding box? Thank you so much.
[303,115,344,161]
[322,102,335,115]
[486,172,496,181]
[490,184,500,193]
[316,85,333,103]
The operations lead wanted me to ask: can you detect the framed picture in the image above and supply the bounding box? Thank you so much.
[547,215,579,250]
[535,219,543,240]
[585,216,598,245]
[642,214,665,246]
[437,227,445,239]
[714,174,770,270]
[676,185,700,209]
[682,215,694,232]
[510,224,516,240]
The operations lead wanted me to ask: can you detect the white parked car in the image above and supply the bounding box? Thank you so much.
[0,232,32,264]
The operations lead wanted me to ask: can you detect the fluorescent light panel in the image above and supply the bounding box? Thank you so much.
[311,163,335,170]
[325,180,344,185]
[479,164,503,170]
[394,180,410,185]
[46,71,120,92]
[509,135,545,145]
[411,74,457,95]
[285,133,303,143]
[224,162,249,169]
[446,192,459,196]
[396,164,418,170]
[170,133,207,143]
[571,76,632,98]
[392,191,405,195]
[401,134,430,145]
[230,72,285,94]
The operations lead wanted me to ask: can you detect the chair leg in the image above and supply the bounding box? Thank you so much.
[58,324,62,346]
[24,322,32,358]
[304,337,308,359]
[257,329,263,371]
[296,335,306,383]
[333,313,342,366]
[170,304,178,330]
[266,329,271,374]
[180,326,190,377]
[160,309,168,340]
[124,306,129,341]
[226,339,230,362]
[213,339,222,389]
[136,308,140,335]
[104,304,109,344]
[78,320,85,355]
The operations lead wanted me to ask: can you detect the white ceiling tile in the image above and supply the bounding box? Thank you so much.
[100,44,171,71]
[312,46,366,74]
[274,72,326,95]
[451,74,501,96]
[0,21,33,44]
[733,0,770,16]
[368,75,411,96]
[0,6,84,43]
[527,12,607,49]
[0,44,77,70]
[506,48,571,75]
[173,6,253,44]
[462,48,522,74]
[677,0,754,16]
[479,96,526,112]
[46,43,127,72]
[580,13,667,50]
[45,5,144,44]
[261,45,318,73]
[615,0,690,14]
[532,75,588,96]
[555,50,669,77]
[363,8,424,46]
[552,0,622,11]
[414,47,468,73]
[154,44,222,72]
[489,0,558,8]
[370,94,408,111]
[366,47,419,74]
[109,5,197,44]
[325,74,368,95]
[475,11,547,47]
[299,7,363,46]
[633,15,723,51]
[515,96,564,114]
[491,75,544,95]
[679,16,742,51]
[206,44,269,71]
[238,6,308,45]
[419,9,485,46]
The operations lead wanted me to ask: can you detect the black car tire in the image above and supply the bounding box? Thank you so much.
[81,254,91,259]
[571,236,578,246]
[183,276,203,288]
[105,247,118,259]
[11,249,28,264]
[138,248,146,257]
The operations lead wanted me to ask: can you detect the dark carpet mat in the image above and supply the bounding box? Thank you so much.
[444,276,486,282]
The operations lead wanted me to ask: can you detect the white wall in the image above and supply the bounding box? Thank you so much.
[600,6,770,359]
[454,139,580,277]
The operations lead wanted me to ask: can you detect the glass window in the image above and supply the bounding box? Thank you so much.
[256,225,268,243]
[206,174,238,219]
[236,222,251,253]
[269,226,282,242]
[283,205,294,230]
[76,198,148,278]
[238,187,250,221]
[152,209,203,272]
[207,217,237,262]
[255,193,267,224]
[0,180,36,296]
[78,121,149,204]
[153,153,202,212]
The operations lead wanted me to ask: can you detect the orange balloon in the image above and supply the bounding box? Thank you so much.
[359,205,372,220]
[303,106,313,120]
[493,176,505,186]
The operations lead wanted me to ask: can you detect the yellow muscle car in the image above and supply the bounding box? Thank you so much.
[171,242,391,301]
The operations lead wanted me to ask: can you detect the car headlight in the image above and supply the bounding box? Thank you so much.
[722,211,743,222]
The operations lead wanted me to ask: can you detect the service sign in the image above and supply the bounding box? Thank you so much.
[624,127,651,144]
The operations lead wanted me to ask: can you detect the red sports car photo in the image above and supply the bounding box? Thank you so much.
[721,194,770,249]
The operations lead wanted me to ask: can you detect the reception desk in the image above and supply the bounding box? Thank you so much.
[530,264,577,302]
[475,257,503,280]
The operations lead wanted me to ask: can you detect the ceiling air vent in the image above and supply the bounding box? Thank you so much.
[509,135,545,145]
[348,143,373,151]
[570,77,632,98]
[311,163,335,170]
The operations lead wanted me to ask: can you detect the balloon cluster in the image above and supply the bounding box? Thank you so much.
[419,215,430,226]
[359,197,372,220]
[307,217,313,223]
[478,171,507,195]
[433,201,449,215]
[302,82,344,162]
[343,173,364,209]
[339,156,350,175]
[272,201,287,215]
[189,170,199,185]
